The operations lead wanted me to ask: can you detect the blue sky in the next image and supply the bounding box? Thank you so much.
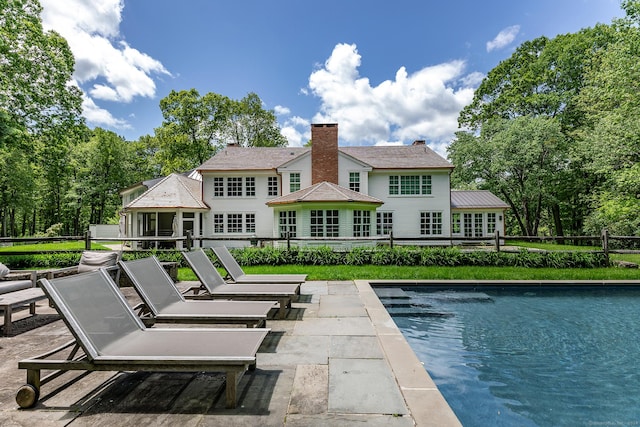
[40,0,624,155]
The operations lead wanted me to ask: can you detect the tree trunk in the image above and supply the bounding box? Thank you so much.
[551,203,565,244]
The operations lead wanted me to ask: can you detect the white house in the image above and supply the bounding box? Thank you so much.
[120,123,508,248]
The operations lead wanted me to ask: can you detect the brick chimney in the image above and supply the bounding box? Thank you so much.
[311,123,339,184]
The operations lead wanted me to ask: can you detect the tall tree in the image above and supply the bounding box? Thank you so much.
[221,92,288,147]
[0,0,84,236]
[575,2,640,235]
[154,90,288,174]
[449,116,567,236]
[156,89,231,173]
[0,0,83,134]
[455,25,617,236]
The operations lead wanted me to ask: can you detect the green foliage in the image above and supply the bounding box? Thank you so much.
[225,246,609,269]
[154,90,288,175]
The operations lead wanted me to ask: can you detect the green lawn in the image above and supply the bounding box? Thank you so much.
[508,240,640,265]
[178,264,640,282]
[0,242,110,252]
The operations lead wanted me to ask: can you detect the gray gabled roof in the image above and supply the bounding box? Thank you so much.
[199,146,309,171]
[340,145,453,169]
[451,190,510,209]
[124,173,208,210]
[267,181,384,206]
[198,144,452,172]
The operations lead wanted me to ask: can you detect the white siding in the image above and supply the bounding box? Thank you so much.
[367,170,451,238]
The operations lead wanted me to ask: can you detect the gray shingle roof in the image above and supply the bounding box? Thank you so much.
[451,190,510,209]
[267,181,384,206]
[199,146,309,171]
[124,173,208,210]
[340,146,453,169]
[198,144,452,171]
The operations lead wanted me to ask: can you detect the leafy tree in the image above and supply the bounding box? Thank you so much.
[0,0,83,236]
[221,92,288,147]
[455,25,617,236]
[575,4,640,235]
[449,116,567,236]
[0,0,83,134]
[154,90,288,174]
[156,89,232,173]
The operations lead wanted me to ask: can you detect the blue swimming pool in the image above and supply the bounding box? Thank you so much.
[376,286,640,426]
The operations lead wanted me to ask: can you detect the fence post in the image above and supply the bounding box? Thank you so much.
[389,231,394,248]
[286,232,291,251]
[186,230,192,251]
[495,229,501,252]
[601,228,609,263]
[85,230,91,250]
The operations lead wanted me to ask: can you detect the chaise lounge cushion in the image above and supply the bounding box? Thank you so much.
[0,262,9,279]
[77,251,119,273]
[0,263,35,294]
[0,280,33,295]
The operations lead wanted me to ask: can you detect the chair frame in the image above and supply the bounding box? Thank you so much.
[182,249,300,319]
[16,269,269,409]
[211,246,307,284]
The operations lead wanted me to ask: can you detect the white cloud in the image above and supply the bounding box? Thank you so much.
[40,0,170,128]
[81,95,130,129]
[281,116,311,147]
[274,105,291,116]
[486,25,520,52]
[301,43,476,155]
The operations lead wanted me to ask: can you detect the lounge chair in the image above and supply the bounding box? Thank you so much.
[16,269,269,409]
[182,249,300,319]
[119,257,276,327]
[211,246,307,284]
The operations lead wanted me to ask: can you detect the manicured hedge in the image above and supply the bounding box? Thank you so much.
[0,246,610,270]
[228,246,610,269]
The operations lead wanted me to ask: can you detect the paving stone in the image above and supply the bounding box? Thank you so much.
[293,317,375,336]
[318,295,366,317]
[288,364,328,414]
[330,336,384,359]
[328,358,408,415]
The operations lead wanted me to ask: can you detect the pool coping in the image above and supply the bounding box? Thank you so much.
[356,279,640,426]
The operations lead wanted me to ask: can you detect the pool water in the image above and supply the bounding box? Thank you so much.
[377,287,640,426]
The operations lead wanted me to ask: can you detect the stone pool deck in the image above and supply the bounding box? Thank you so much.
[0,280,460,426]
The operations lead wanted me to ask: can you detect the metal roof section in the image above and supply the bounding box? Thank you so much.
[267,181,384,206]
[451,190,510,209]
[124,173,208,210]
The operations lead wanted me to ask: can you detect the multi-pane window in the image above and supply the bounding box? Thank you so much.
[268,177,279,197]
[389,175,432,195]
[353,210,371,237]
[290,173,300,193]
[245,177,255,197]
[279,211,297,238]
[213,214,224,233]
[227,214,243,232]
[376,212,393,235]
[464,213,473,237]
[214,213,255,233]
[421,175,432,195]
[349,172,360,192]
[452,213,461,234]
[227,177,243,197]
[487,213,496,234]
[311,210,339,237]
[474,213,483,237]
[420,212,443,235]
[389,176,399,195]
[213,177,224,197]
[245,213,256,233]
